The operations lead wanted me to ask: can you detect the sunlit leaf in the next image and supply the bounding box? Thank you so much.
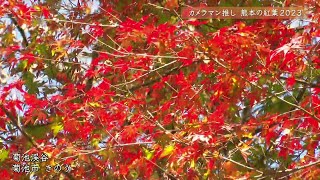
[160,144,175,158]
[0,149,9,162]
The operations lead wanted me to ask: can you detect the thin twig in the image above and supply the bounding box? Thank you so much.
[220,156,263,174]
[0,104,40,149]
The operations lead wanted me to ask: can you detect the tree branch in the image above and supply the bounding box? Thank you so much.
[0,104,39,149]
[0,104,76,180]
[8,14,29,47]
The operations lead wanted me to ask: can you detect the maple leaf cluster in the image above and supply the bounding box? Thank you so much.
[0,0,319,179]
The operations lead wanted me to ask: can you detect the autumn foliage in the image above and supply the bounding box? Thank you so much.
[0,0,320,179]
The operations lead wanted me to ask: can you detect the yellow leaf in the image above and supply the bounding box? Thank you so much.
[143,147,154,160]
[51,49,55,56]
[92,138,100,147]
[231,77,237,83]
[160,145,175,158]
[50,122,63,136]
[239,32,249,37]
[88,102,101,108]
[213,151,219,158]
[204,169,210,177]
[214,90,222,96]
[34,6,41,11]
[190,159,195,168]
[0,148,9,162]
[243,133,253,139]
[202,116,208,123]
[85,7,91,14]
[239,22,246,29]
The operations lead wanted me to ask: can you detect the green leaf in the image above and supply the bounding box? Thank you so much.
[156,10,172,25]
[35,44,50,58]
[17,60,28,71]
[251,0,262,6]
[44,64,58,79]
[265,95,294,113]
[218,0,235,7]
[130,170,139,179]
[25,125,48,139]
[0,149,9,162]
[258,77,267,86]
[22,71,39,94]
[43,86,57,95]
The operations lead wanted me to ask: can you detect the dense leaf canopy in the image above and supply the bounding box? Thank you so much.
[0,0,319,179]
